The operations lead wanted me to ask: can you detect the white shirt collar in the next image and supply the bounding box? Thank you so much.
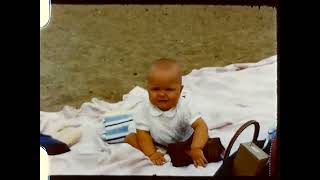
[149,103,177,118]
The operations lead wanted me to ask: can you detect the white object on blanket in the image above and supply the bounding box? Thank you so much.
[40,147,49,180]
[40,112,82,147]
[52,127,82,147]
[41,55,277,176]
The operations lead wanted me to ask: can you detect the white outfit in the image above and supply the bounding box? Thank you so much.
[130,91,202,146]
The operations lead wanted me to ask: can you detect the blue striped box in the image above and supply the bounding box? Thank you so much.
[101,111,133,144]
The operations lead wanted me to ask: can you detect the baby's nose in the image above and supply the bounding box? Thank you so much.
[158,91,166,97]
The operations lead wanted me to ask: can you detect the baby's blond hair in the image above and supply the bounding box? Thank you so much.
[148,58,182,84]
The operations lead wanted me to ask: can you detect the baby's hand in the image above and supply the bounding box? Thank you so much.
[189,148,208,168]
[149,152,166,166]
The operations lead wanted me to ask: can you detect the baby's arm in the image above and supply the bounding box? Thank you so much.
[188,118,209,167]
[137,129,166,165]
[191,118,209,149]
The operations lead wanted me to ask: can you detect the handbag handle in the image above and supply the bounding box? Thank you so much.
[223,120,260,161]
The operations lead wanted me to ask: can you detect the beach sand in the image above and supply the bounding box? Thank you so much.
[40,5,276,112]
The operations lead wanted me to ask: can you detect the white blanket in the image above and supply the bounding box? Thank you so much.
[40,55,277,176]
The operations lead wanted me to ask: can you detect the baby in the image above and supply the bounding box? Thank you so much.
[125,58,213,167]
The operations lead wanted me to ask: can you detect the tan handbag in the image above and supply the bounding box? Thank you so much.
[215,120,269,176]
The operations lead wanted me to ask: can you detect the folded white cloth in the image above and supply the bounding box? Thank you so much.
[40,110,82,147]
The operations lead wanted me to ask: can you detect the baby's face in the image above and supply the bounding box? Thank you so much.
[147,70,182,111]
